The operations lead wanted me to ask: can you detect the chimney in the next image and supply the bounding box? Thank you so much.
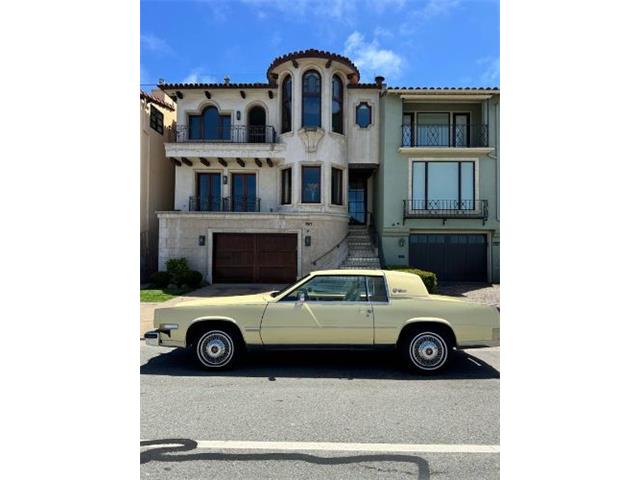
[375,75,385,88]
[224,75,230,85]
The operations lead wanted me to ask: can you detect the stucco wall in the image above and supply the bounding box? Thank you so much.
[377,93,500,282]
[158,212,349,282]
[140,91,176,277]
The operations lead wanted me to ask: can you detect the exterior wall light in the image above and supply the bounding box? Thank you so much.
[223,175,228,184]
[199,235,206,246]
[236,111,241,121]
[305,236,312,247]
[398,238,406,247]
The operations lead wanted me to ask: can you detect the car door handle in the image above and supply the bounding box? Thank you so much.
[359,307,372,316]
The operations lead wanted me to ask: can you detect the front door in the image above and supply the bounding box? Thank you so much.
[260,275,373,345]
[348,173,367,225]
[231,173,257,212]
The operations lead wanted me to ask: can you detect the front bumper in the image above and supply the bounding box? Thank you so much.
[144,330,161,346]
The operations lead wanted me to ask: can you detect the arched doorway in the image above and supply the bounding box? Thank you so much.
[248,106,266,143]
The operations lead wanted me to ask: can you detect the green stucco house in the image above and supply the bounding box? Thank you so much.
[373,87,500,283]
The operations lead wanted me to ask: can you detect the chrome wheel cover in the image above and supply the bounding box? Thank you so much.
[409,332,447,370]
[196,330,234,368]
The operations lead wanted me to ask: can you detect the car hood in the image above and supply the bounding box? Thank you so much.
[174,292,275,308]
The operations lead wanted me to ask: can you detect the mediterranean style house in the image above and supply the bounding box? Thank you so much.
[154,49,500,284]
[157,49,381,283]
[375,87,500,283]
[140,89,176,280]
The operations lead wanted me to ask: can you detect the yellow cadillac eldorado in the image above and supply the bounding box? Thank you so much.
[145,269,499,374]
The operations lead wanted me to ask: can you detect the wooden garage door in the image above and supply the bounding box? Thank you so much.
[213,233,297,283]
[409,234,487,282]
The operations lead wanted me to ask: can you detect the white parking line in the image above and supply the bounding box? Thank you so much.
[188,440,500,454]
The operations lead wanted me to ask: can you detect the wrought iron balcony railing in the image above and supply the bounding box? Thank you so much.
[403,199,488,225]
[401,124,489,147]
[189,196,261,213]
[170,125,277,144]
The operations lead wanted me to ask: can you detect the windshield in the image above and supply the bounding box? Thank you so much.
[269,274,310,297]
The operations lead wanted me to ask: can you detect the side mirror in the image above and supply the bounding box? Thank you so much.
[297,291,307,303]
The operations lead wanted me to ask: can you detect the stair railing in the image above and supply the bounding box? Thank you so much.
[311,232,351,267]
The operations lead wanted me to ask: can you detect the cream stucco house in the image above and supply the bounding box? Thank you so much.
[140,89,176,280]
[157,49,382,283]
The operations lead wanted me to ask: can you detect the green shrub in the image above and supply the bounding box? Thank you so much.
[174,270,203,288]
[150,271,172,288]
[386,266,438,293]
[166,257,190,275]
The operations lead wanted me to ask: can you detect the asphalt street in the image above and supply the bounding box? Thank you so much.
[141,342,500,479]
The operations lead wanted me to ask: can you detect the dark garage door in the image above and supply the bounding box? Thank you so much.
[213,233,297,283]
[409,234,487,282]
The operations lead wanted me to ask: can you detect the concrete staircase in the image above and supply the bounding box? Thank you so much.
[340,225,381,269]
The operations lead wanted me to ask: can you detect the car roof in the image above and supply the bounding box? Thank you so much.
[310,269,386,276]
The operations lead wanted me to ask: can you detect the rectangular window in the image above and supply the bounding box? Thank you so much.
[285,275,367,302]
[301,166,321,203]
[366,276,388,302]
[281,168,292,205]
[331,168,343,205]
[150,105,163,134]
[412,161,475,210]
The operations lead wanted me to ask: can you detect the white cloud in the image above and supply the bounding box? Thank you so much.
[477,56,499,85]
[140,33,173,56]
[422,0,461,18]
[344,31,404,81]
[240,0,355,22]
[182,68,217,84]
[367,0,406,13]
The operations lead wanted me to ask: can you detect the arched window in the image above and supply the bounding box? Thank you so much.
[281,75,292,133]
[302,70,321,128]
[331,75,343,134]
[189,105,231,140]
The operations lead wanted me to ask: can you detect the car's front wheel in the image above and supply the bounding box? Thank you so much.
[193,328,242,370]
[400,327,452,374]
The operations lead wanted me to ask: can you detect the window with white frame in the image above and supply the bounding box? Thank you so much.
[411,161,475,210]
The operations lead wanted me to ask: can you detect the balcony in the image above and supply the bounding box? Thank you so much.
[170,125,278,144]
[189,196,261,213]
[401,124,489,148]
[403,199,488,225]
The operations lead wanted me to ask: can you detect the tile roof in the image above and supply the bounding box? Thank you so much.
[267,48,360,82]
[140,90,175,111]
[158,82,272,90]
[387,86,499,92]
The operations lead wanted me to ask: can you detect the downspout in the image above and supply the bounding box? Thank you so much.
[485,99,499,222]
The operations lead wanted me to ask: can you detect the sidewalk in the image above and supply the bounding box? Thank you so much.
[140,283,286,338]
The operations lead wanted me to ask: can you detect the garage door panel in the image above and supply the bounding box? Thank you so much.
[409,234,487,282]
[214,233,297,283]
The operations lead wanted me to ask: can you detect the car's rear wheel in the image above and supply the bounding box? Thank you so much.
[400,327,452,374]
[193,328,241,370]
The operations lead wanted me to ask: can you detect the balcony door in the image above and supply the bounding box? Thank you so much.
[232,173,257,212]
[248,106,266,143]
[416,113,450,147]
[453,113,470,147]
[196,173,222,211]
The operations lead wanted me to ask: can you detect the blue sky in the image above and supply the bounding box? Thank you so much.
[141,0,499,91]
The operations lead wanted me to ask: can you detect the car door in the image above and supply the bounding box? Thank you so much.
[260,275,373,345]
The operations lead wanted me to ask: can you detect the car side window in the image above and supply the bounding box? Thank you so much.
[366,276,388,302]
[282,275,367,302]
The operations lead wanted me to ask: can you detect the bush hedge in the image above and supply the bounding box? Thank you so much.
[151,258,203,289]
[166,257,189,275]
[175,270,203,288]
[386,266,438,293]
[150,271,172,288]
